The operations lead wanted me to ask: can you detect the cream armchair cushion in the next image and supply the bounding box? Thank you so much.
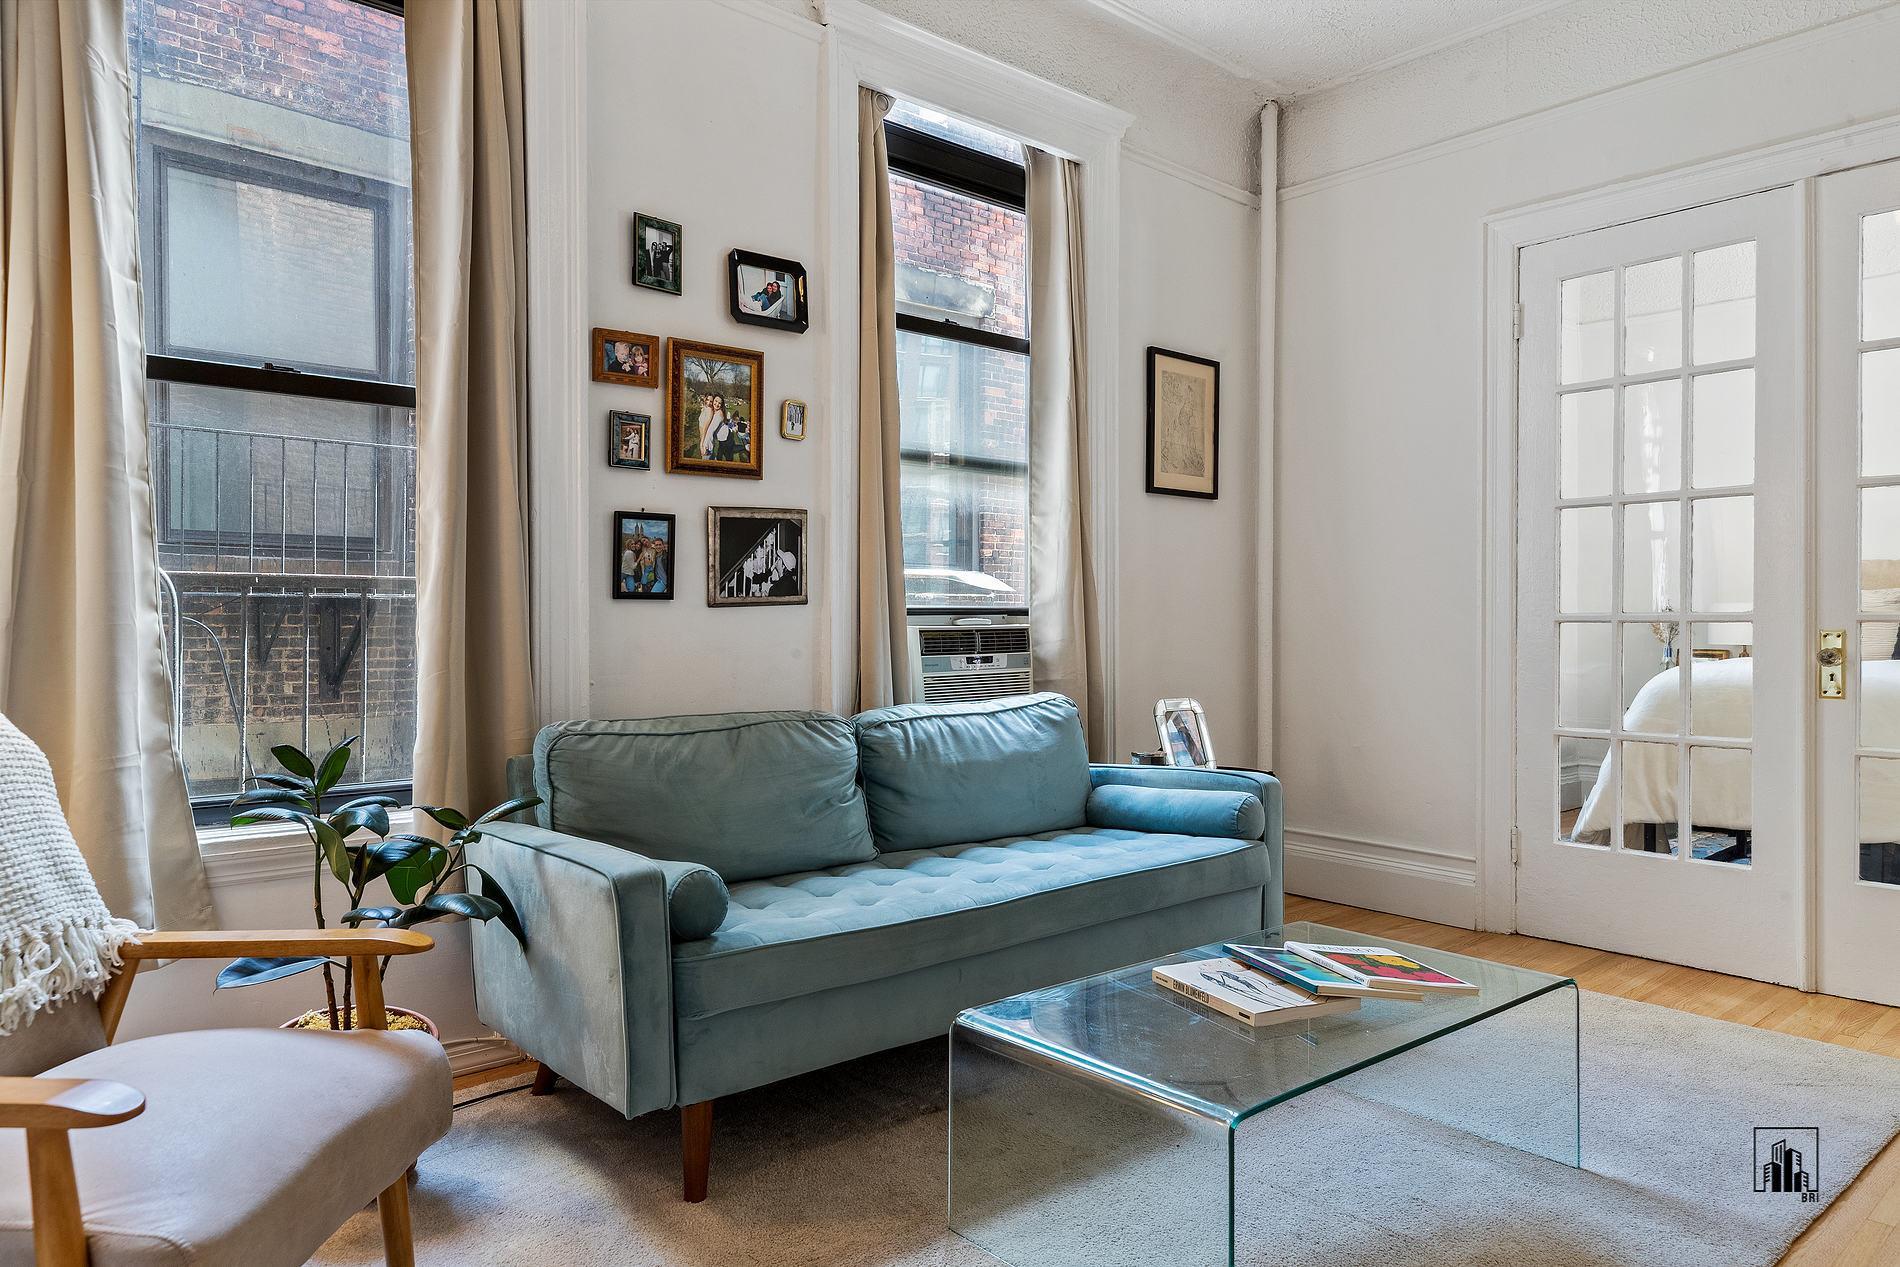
[0,1027,449,1266]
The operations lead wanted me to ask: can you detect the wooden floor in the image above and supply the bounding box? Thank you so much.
[1284,896,1900,1267]
[454,898,1900,1265]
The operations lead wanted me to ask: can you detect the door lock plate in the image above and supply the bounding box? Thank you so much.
[1819,629,1847,700]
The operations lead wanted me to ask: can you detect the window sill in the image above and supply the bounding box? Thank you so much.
[196,809,417,889]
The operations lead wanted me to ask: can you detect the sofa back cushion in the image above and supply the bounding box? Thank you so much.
[533,712,876,882]
[853,693,1091,851]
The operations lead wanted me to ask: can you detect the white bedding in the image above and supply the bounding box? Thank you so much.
[1573,658,1900,844]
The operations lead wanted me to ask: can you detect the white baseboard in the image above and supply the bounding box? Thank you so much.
[1283,828,1479,929]
[443,1035,525,1079]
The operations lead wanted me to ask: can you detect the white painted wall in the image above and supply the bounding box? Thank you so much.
[123,0,1267,1057]
[1275,4,1900,926]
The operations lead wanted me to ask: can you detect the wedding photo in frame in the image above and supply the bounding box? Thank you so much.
[1145,346,1219,499]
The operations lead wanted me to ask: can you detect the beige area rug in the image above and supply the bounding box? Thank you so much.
[310,992,1900,1266]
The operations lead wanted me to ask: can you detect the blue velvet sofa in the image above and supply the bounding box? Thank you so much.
[467,692,1281,1199]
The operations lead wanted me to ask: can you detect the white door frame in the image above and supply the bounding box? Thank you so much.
[1480,112,1900,940]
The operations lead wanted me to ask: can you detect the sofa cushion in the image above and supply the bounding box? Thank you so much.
[853,692,1090,852]
[1086,784,1265,840]
[671,827,1267,1019]
[535,712,876,882]
[0,1028,449,1267]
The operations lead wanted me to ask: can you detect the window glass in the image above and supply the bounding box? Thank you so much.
[890,173,1027,340]
[130,0,416,805]
[886,100,1023,163]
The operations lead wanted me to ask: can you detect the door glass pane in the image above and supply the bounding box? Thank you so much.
[1864,209,1900,343]
[1686,622,1753,740]
[1864,348,1900,479]
[1624,257,1683,374]
[1863,623,1900,750]
[1620,740,1679,855]
[1621,621,1681,732]
[1692,496,1754,612]
[1561,270,1613,383]
[1865,486,1900,611]
[1623,380,1682,493]
[1559,623,1613,729]
[1692,369,1755,488]
[1559,390,1612,498]
[1693,241,1755,364]
[1688,747,1751,866]
[1859,758,1900,885]
[1559,736,1610,846]
[1623,501,1680,614]
[1559,506,1612,613]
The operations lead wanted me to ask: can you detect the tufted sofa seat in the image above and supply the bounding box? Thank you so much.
[672,828,1267,1019]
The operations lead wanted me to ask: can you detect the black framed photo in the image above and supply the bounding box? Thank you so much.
[727,249,809,333]
[592,327,659,388]
[633,213,682,295]
[707,506,807,606]
[612,510,675,600]
[1145,346,1219,499]
[608,411,650,470]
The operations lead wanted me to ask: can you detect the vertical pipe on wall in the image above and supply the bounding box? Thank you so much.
[1257,103,1280,771]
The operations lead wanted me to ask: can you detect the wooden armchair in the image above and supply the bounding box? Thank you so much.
[0,928,446,1267]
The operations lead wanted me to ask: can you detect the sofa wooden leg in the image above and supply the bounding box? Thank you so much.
[681,1100,714,1203]
[377,1173,415,1267]
[529,1062,558,1096]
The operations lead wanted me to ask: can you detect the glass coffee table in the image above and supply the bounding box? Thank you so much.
[948,922,1579,1267]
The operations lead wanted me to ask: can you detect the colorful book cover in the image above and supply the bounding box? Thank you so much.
[1151,958,1361,1027]
[1223,944,1398,998]
[1285,942,1480,993]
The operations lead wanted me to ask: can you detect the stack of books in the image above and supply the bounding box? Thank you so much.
[1151,940,1477,1027]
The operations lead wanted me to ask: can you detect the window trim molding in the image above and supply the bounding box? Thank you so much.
[820,0,1132,729]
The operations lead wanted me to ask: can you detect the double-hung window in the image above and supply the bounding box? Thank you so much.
[885,102,1031,612]
[128,0,417,819]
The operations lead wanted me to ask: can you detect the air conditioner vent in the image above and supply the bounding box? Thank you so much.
[908,620,1035,705]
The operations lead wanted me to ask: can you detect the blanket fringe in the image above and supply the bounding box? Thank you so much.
[0,914,140,1037]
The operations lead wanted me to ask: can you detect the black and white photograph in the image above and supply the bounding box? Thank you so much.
[727,249,809,333]
[780,399,806,441]
[707,506,806,606]
[608,411,650,470]
[633,213,682,294]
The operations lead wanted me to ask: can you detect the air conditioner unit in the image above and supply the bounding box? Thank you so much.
[906,618,1034,704]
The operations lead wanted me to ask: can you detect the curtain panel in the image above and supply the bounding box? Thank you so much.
[405,0,537,813]
[0,0,212,930]
[856,88,909,712]
[1026,149,1108,759]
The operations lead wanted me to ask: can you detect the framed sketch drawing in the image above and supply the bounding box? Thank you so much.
[665,338,764,479]
[707,506,807,606]
[1145,347,1219,498]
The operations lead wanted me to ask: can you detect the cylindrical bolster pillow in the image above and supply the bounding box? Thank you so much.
[1086,785,1265,840]
[653,858,730,941]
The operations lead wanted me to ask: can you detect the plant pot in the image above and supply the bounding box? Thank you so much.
[281,1005,439,1038]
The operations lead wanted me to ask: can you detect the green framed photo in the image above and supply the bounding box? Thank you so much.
[633,213,682,294]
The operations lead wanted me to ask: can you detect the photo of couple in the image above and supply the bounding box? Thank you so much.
[691,393,751,465]
[727,250,809,333]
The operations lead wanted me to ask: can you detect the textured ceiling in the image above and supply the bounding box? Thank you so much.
[1086,0,1574,96]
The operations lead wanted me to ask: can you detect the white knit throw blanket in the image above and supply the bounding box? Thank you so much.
[0,713,139,1035]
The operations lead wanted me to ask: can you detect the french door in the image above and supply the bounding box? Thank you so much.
[1516,161,1900,1005]
[1516,188,1808,986]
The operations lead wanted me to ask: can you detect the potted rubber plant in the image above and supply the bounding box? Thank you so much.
[219,736,536,1034]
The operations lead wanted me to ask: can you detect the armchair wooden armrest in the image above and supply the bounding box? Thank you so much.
[0,1078,144,1130]
[99,928,436,1042]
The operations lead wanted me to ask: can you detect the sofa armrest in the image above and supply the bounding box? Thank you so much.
[1086,784,1264,840]
[1089,765,1283,932]
[466,821,696,1118]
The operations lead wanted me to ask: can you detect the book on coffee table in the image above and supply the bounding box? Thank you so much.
[1152,957,1362,1026]
[1283,942,1480,994]
[1223,943,1423,1000]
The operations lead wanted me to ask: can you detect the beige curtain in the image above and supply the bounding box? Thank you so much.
[0,0,212,929]
[856,88,909,712]
[1026,149,1108,758]
[405,0,536,813]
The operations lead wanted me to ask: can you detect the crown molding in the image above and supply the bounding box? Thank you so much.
[1079,0,1276,91]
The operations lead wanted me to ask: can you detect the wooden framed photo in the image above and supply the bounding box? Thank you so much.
[1154,697,1216,769]
[1146,347,1219,499]
[607,411,650,470]
[632,213,682,294]
[666,337,764,479]
[727,249,809,333]
[780,399,807,441]
[707,506,807,606]
[592,327,659,388]
[612,510,675,600]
